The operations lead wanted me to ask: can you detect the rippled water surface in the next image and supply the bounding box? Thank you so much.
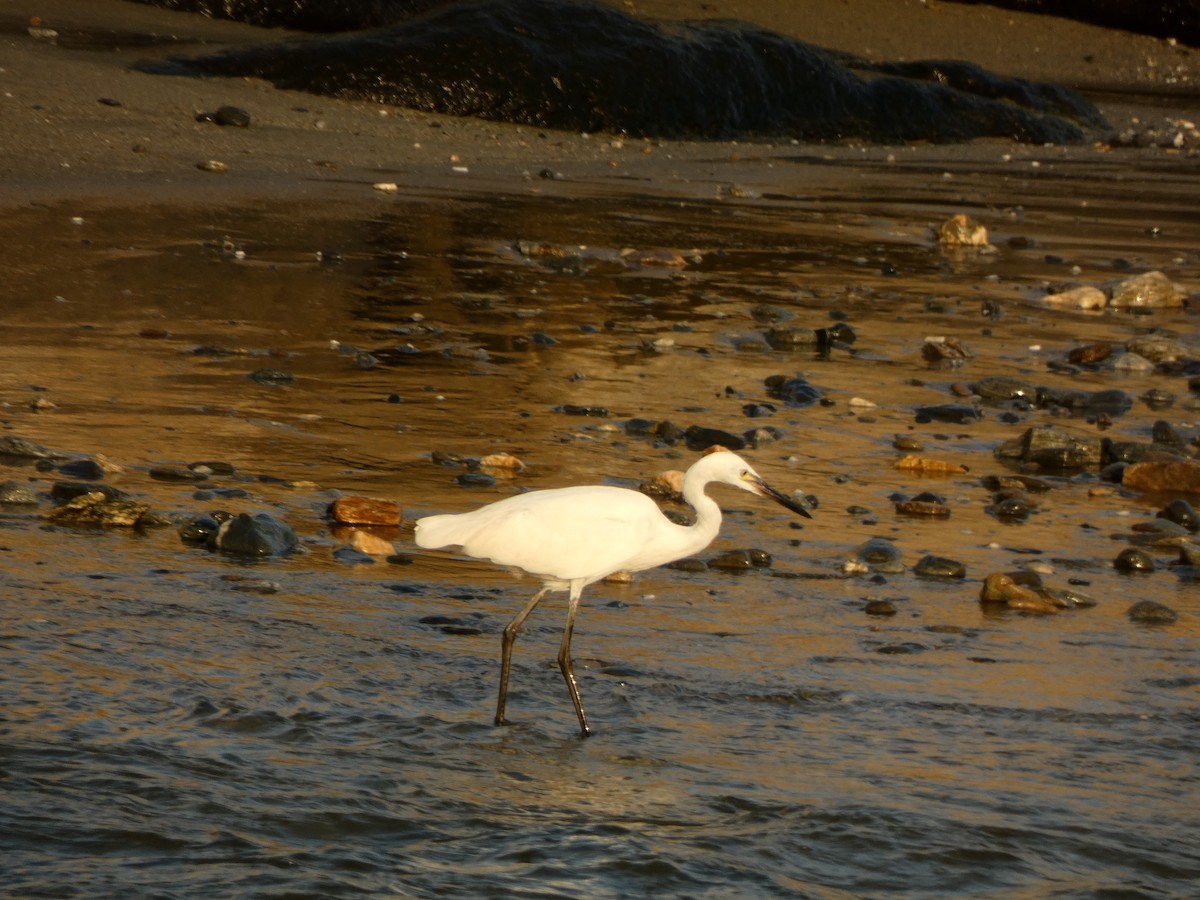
[3,152,1199,897]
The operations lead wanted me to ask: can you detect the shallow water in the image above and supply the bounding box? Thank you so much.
[3,152,1199,897]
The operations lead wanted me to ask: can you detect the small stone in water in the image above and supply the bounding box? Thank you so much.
[329,496,401,526]
[1127,600,1178,625]
[1158,499,1199,531]
[249,368,295,385]
[914,555,966,579]
[458,472,497,487]
[1113,547,1155,573]
[0,480,39,504]
[211,513,298,557]
[864,599,898,616]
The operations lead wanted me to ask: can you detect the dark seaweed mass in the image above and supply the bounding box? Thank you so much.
[134,0,1106,143]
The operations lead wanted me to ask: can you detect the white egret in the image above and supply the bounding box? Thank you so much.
[414,449,811,736]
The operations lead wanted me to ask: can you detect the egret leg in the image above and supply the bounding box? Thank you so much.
[496,586,549,727]
[557,582,591,737]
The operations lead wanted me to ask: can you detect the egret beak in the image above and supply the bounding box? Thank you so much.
[752,476,812,518]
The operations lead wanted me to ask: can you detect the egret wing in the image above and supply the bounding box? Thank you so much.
[448,486,663,583]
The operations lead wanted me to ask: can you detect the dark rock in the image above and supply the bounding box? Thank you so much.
[764,374,822,407]
[743,426,783,449]
[150,465,208,482]
[333,546,377,564]
[210,512,298,556]
[972,375,1038,403]
[895,492,951,517]
[1102,440,1158,465]
[915,403,980,424]
[624,417,659,436]
[1114,547,1156,573]
[742,402,777,418]
[914,555,967,579]
[864,599,898,616]
[1151,419,1187,451]
[457,472,497,487]
[708,549,771,571]
[1158,499,1200,531]
[684,425,745,452]
[139,0,1104,143]
[1127,600,1179,625]
[559,404,608,417]
[198,104,252,126]
[989,495,1033,520]
[0,435,69,460]
[181,513,232,545]
[994,424,1103,469]
[248,367,295,385]
[189,460,238,475]
[1142,388,1175,411]
[56,458,107,480]
[51,481,126,502]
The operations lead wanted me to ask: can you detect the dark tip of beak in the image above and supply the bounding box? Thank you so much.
[757,479,812,518]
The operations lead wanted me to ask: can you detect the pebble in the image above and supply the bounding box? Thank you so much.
[994,424,1103,469]
[222,575,281,594]
[914,555,966,579]
[708,549,771,570]
[0,435,69,460]
[333,546,377,565]
[895,492,952,517]
[914,404,980,424]
[864,599,898,616]
[935,213,990,248]
[1124,459,1200,494]
[972,375,1037,403]
[1127,600,1179,625]
[48,492,151,527]
[210,513,298,557]
[1108,271,1187,308]
[329,496,402,526]
[684,425,745,451]
[764,374,822,407]
[457,472,497,487]
[1158,499,1199,531]
[854,537,905,574]
[0,480,39,504]
[249,368,295,385]
[1113,547,1156,573]
[1042,285,1107,309]
[979,573,1059,614]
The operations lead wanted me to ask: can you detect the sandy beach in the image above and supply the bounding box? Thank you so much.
[1,0,1196,208]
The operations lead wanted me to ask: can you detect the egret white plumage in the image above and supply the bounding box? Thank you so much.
[414,449,811,736]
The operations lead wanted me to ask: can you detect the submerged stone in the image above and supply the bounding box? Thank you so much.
[211,512,298,556]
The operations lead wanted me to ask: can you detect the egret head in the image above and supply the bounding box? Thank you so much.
[699,448,812,518]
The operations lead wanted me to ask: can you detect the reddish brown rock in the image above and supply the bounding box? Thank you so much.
[329,496,401,525]
[1123,460,1200,495]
